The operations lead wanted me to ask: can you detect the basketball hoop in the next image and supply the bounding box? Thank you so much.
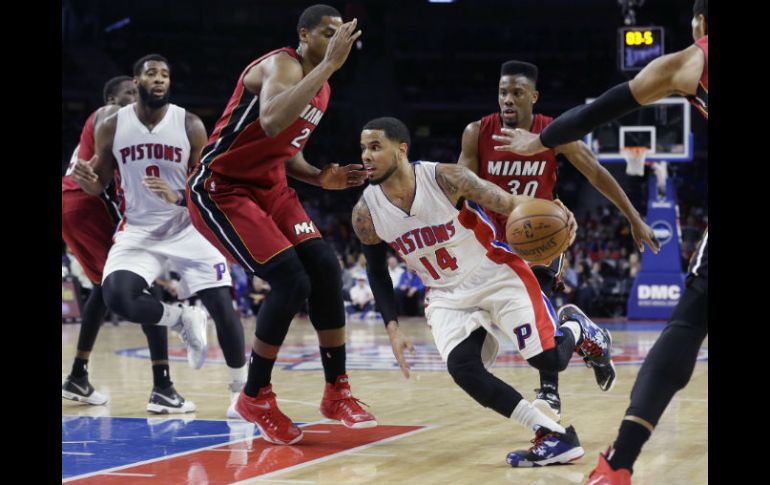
[622,146,648,176]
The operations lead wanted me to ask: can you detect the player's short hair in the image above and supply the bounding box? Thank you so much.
[297,4,341,35]
[693,0,707,22]
[500,60,539,85]
[133,53,170,76]
[363,117,411,149]
[102,75,133,104]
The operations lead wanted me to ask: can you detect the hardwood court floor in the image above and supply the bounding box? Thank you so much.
[62,314,707,485]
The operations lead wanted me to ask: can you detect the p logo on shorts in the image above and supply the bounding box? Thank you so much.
[513,323,532,350]
[214,262,227,281]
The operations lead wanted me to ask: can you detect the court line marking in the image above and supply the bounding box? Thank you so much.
[63,452,94,456]
[229,425,437,485]
[61,419,327,482]
[63,441,98,444]
[103,472,156,477]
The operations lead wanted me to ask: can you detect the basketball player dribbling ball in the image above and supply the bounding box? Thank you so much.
[458,60,660,421]
[353,116,617,467]
[493,1,708,482]
[186,5,376,445]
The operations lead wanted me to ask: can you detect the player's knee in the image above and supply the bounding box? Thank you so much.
[296,239,341,282]
[265,259,312,305]
[102,271,145,317]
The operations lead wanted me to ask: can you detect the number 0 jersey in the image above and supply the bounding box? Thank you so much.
[112,103,191,236]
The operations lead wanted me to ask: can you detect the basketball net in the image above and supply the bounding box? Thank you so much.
[622,146,648,176]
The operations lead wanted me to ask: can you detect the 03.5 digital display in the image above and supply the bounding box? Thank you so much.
[618,26,664,72]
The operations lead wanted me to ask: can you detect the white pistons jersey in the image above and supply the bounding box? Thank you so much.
[363,161,501,291]
[112,103,191,236]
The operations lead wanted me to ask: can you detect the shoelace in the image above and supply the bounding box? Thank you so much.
[329,395,370,415]
[528,429,553,454]
[581,338,603,357]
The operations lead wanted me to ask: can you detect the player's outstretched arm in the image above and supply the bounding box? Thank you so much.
[352,198,415,378]
[556,140,659,253]
[285,151,368,189]
[492,44,705,155]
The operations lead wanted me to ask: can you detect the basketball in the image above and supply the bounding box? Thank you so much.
[505,199,571,264]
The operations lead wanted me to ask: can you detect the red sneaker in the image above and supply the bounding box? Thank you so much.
[235,385,303,445]
[320,375,377,428]
[585,448,632,485]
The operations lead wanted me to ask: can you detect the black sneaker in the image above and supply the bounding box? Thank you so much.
[533,388,561,422]
[146,385,196,414]
[62,375,108,405]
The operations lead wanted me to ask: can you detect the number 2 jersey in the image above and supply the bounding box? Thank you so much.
[362,161,541,307]
[197,47,330,187]
[111,103,191,236]
[477,113,558,238]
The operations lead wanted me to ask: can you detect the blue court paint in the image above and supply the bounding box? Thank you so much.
[62,416,263,479]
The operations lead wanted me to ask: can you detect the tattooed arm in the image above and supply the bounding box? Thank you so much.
[435,163,530,215]
[351,197,415,378]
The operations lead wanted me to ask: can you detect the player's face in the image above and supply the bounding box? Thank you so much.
[360,129,401,185]
[112,80,138,107]
[301,16,343,66]
[136,60,171,109]
[691,14,706,41]
[498,75,538,128]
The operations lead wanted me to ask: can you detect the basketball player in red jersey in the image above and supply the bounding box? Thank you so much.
[458,61,659,421]
[186,4,375,445]
[494,1,708,482]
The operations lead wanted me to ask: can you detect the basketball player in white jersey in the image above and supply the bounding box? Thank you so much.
[72,54,248,417]
[352,117,616,467]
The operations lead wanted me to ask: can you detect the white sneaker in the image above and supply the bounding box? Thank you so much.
[62,375,109,405]
[172,305,209,369]
[226,382,245,419]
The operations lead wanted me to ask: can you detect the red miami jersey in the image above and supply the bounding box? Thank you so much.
[477,112,558,237]
[199,48,330,186]
[62,110,99,193]
[688,35,708,120]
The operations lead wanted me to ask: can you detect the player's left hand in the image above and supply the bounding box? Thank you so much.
[492,127,547,156]
[143,176,179,204]
[319,163,369,190]
[631,219,661,254]
[552,199,578,245]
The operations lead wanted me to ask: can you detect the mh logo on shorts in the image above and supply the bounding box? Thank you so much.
[214,262,227,281]
[294,221,316,235]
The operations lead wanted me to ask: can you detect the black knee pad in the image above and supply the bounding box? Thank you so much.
[255,256,312,346]
[102,270,149,317]
[295,239,345,331]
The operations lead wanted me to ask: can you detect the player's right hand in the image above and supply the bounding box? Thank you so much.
[553,199,578,245]
[71,155,100,185]
[386,321,416,379]
[323,18,362,71]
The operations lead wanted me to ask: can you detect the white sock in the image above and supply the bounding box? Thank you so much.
[511,399,566,434]
[229,365,248,389]
[157,302,184,327]
[561,321,583,344]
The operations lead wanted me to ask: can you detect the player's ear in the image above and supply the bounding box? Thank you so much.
[399,142,408,156]
[532,90,540,104]
[299,28,310,45]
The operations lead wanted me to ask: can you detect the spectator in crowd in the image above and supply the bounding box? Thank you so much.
[396,270,425,317]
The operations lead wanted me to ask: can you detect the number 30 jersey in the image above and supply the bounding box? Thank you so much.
[363,161,523,291]
[112,103,191,236]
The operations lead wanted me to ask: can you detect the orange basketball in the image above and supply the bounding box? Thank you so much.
[505,199,571,265]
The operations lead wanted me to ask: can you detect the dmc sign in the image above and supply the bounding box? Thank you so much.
[638,284,681,300]
[651,220,673,246]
